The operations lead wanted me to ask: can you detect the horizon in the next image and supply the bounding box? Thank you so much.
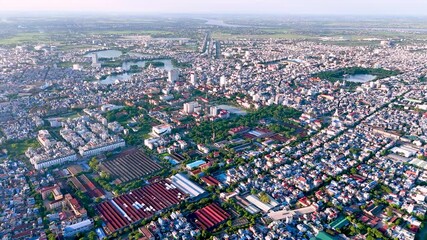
[1,12,427,19]
[1,0,427,16]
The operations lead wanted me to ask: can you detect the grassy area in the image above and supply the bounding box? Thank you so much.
[311,67,400,92]
[0,32,51,45]
[211,31,313,40]
[57,44,98,51]
[317,40,382,47]
[93,30,174,37]
[312,67,401,83]
[189,105,301,144]
[57,61,76,68]
[416,222,427,240]
[144,61,165,68]
[3,139,40,158]
[46,109,84,119]
[101,60,124,68]
[171,59,192,68]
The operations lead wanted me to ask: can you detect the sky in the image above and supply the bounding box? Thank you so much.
[0,0,427,15]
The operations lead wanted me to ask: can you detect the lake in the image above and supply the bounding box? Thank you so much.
[101,73,131,85]
[84,50,174,84]
[203,19,248,28]
[122,59,174,71]
[100,59,174,84]
[344,74,377,83]
[84,49,122,58]
[85,50,157,59]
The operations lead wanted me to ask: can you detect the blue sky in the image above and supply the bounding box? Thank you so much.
[0,0,426,15]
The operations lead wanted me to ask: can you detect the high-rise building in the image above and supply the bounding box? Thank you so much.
[190,72,198,86]
[92,53,98,64]
[220,76,227,87]
[210,106,218,116]
[91,53,101,68]
[168,69,180,83]
[72,64,81,70]
[183,102,199,114]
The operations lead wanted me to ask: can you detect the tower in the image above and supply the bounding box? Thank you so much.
[168,69,180,83]
[190,72,197,86]
[91,53,98,65]
[220,76,227,87]
[91,53,101,68]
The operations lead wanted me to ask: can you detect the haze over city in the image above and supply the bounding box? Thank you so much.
[0,1,427,240]
[1,0,427,15]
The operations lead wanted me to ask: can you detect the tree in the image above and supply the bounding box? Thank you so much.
[47,233,56,240]
[87,231,97,240]
[47,192,55,201]
[356,223,366,233]
[386,208,393,217]
[100,171,110,180]
[250,188,258,195]
[349,225,358,235]
[227,220,233,227]
[89,157,99,171]
[258,192,270,204]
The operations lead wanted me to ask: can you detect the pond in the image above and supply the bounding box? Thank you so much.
[84,49,122,58]
[101,73,131,85]
[122,59,174,71]
[344,74,377,83]
[203,18,248,28]
[100,59,174,85]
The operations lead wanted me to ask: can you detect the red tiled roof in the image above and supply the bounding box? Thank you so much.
[193,203,230,230]
[97,180,186,233]
[201,176,220,186]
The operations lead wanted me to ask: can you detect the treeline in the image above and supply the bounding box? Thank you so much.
[312,67,401,83]
[189,105,301,144]
[104,106,140,123]
[144,61,165,68]
[128,65,143,73]
[171,59,192,68]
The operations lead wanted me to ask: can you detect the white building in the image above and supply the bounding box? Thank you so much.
[190,72,198,86]
[197,144,210,154]
[210,106,219,116]
[63,219,93,237]
[144,137,166,150]
[152,124,172,137]
[31,153,78,170]
[91,53,101,68]
[168,69,180,83]
[72,64,81,70]
[170,173,207,199]
[183,102,199,114]
[78,140,125,158]
[220,75,227,87]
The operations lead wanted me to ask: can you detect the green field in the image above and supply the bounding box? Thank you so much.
[92,30,174,36]
[212,31,313,40]
[416,222,427,240]
[3,139,40,158]
[312,67,401,83]
[57,44,99,51]
[0,32,51,45]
